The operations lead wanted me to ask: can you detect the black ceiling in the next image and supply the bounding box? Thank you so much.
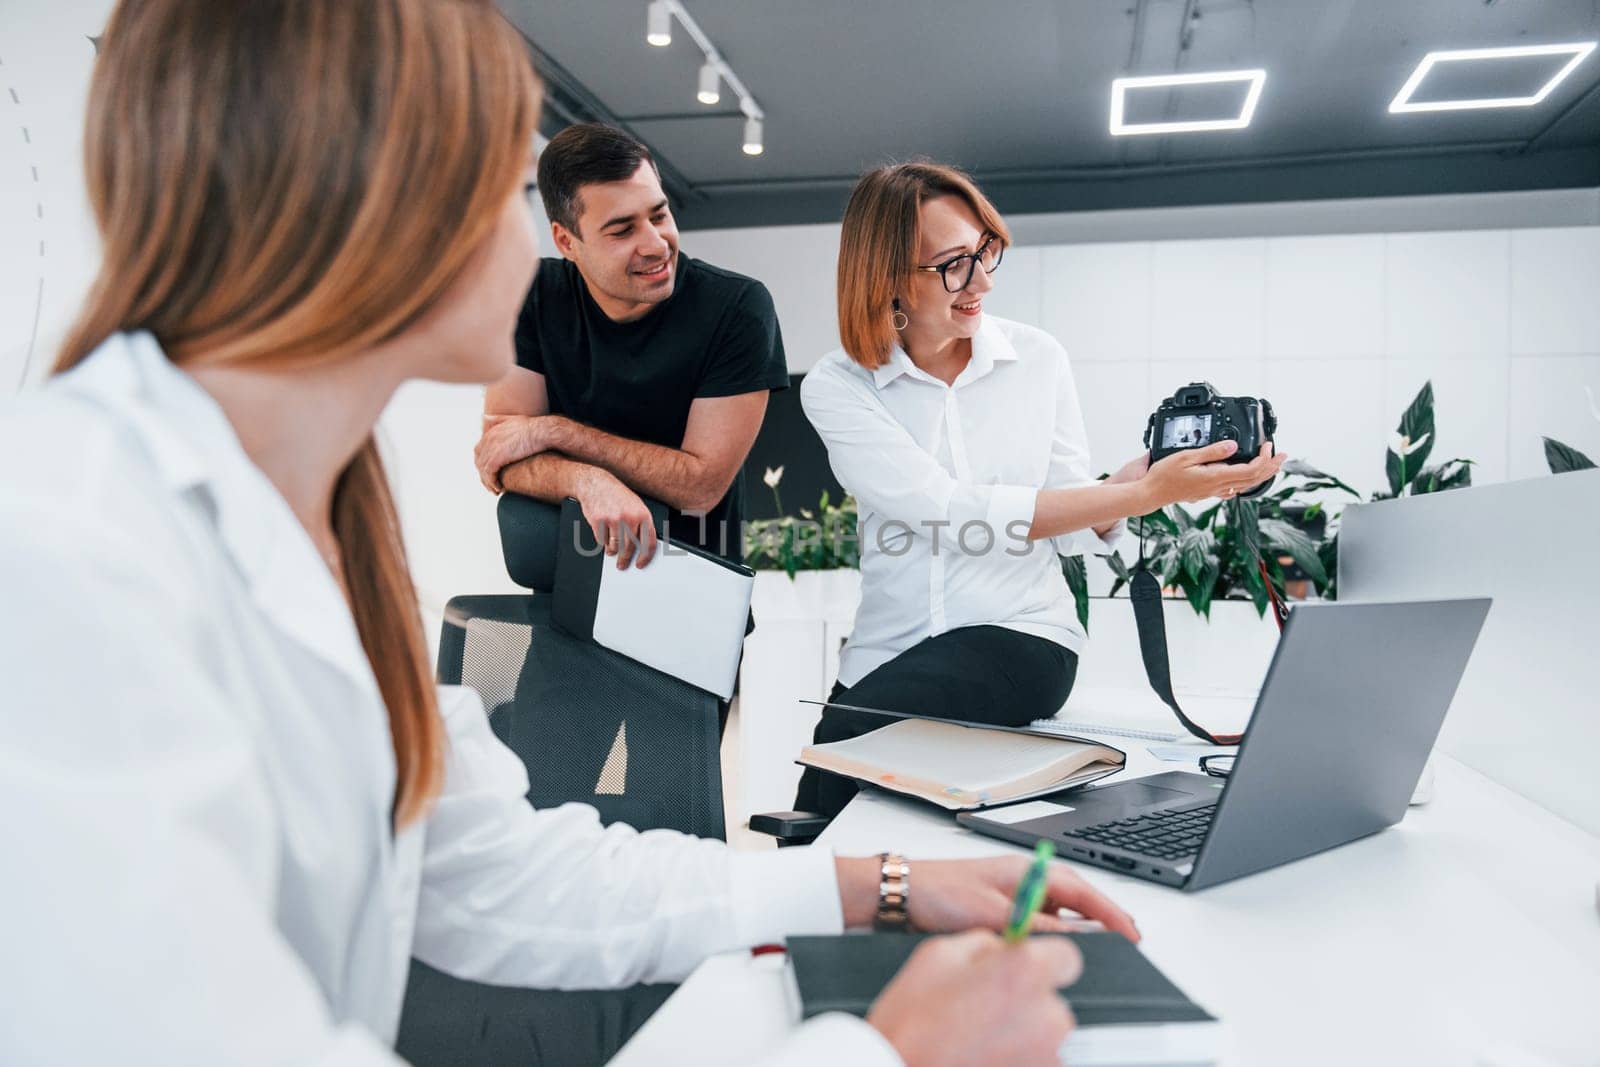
[500,0,1600,230]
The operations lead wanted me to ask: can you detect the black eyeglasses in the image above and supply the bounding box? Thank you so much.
[1199,754,1235,778]
[915,235,1004,294]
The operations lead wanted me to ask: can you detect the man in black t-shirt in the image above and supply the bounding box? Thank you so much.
[475,123,788,567]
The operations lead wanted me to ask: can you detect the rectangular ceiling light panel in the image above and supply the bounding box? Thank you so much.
[1389,42,1596,113]
[1110,69,1267,136]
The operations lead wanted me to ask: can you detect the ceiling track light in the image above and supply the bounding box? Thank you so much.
[643,0,765,157]
[1389,41,1598,113]
[646,0,671,47]
[698,60,722,105]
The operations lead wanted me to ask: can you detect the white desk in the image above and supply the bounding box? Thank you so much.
[615,721,1600,1066]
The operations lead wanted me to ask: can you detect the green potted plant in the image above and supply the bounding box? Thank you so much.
[1062,380,1474,624]
[1543,387,1597,472]
[743,466,860,578]
[742,465,863,624]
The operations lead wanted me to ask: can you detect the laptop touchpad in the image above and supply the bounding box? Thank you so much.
[1114,782,1190,807]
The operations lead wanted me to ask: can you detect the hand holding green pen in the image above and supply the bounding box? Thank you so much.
[1003,840,1056,943]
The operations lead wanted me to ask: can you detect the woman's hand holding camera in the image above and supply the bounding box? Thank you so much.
[1138,440,1287,506]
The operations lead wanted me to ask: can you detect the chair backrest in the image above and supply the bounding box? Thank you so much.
[441,506,727,840]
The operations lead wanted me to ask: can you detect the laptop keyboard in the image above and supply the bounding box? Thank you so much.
[1068,803,1217,861]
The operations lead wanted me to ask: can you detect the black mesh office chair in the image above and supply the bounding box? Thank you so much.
[398,495,726,1067]
[432,590,726,839]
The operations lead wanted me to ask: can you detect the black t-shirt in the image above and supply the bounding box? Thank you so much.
[514,253,789,562]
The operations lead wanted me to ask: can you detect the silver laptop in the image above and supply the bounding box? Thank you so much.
[959,598,1491,891]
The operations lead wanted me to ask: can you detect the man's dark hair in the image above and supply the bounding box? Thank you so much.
[536,123,658,236]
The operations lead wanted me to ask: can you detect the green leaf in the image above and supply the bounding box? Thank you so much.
[1441,459,1473,489]
[1142,508,1181,535]
[1260,517,1327,585]
[1193,502,1223,529]
[1177,528,1215,585]
[1104,551,1131,581]
[1409,458,1474,495]
[1281,458,1362,498]
[1171,505,1196,533]
[1319,531,1340,600]
[1155,545,1182,588]
[1239,555,1270,614]
[1544,436,1597,473]
[1228,497,1262,562]
[1386,381,1436,495]
[1180,556,1220,617]
[1061,555,1090,632]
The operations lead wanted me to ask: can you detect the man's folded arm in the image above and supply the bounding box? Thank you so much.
[499,451,606,504]
[486,366,609,503]
[538,391,767,514]
[483,365,767,514]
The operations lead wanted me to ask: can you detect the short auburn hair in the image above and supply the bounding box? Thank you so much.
[836,161,1011,370]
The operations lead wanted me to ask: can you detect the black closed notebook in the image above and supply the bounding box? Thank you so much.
[788,932,1220,1065]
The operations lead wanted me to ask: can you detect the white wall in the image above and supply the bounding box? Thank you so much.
[0,1,114,392]
[680,221,845,378]
[0,3,540,652]
[687,199,1600,499]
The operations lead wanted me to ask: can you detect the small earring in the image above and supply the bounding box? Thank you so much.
[891,298,909,331]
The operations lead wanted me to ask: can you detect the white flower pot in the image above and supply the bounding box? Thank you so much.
[739,569,861,822]
[749,568,861,625]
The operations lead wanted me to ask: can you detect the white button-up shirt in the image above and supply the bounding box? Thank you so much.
[0,332,899,1066]
[803,315,1122,688]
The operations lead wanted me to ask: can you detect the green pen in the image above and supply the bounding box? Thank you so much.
[1003,840,1055,943]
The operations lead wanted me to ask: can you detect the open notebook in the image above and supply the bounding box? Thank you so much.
[798,708,1125,810]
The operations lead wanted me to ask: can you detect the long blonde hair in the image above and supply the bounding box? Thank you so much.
[57,0,541,827]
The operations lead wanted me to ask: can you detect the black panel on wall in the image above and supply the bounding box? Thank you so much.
[743,373,844,522]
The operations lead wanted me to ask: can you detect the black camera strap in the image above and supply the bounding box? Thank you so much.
[1128,534,1288,746]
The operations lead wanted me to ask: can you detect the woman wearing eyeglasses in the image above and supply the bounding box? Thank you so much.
[0,9,1151,1067]
[795,162,1284,820]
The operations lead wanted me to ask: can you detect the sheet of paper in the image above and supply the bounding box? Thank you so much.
[981,799,1077,824]
[815,720,1113,792]
[1052,685,1258,741]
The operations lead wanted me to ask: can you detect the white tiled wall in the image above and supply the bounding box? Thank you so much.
[1264,234,1385,360]
[1039,242,1152,363]
[1150,238,1268,361]
[981,225,1600,494]
[688,218,1600,500]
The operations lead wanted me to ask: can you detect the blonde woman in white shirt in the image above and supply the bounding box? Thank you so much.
[0,5,1146,1067]
[796,163,1285,819]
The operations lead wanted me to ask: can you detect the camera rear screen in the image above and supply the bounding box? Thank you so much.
[1161,414,1212,448]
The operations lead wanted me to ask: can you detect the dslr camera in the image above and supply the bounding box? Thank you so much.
[1144,381,1278,498]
